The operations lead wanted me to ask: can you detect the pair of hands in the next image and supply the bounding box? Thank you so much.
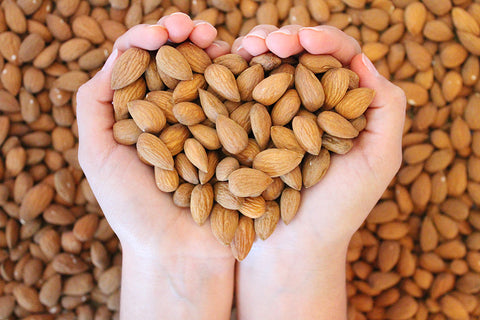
[77,12,406,319]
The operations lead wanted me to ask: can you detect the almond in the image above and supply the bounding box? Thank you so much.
[160,124,191,156]
[204,63,241,102]
[302,148,331,188]
[322,134,354,154]
[271,89,301,126]
[299,54,342,73]
[253,148,303,177]
[172,102,206,125]
[237,64,264,101]
[188,124,221,150]
[239,196,266,218]
[214,181,244,210]
[210,204,239,245]
[136,132,174,170]
[128,100,166,133]
[111,47,150,90]
[271,126,305,154]
[154,167,179,192]
[317,111,359,138]
[335,88,375,119]
[175,153,200,185]
[198,88,229,122]
[20,183,54,221]
[190,183,214,225]
[292,116,322,155]
[156,45,193,81]
[199,151,219,184]
[184,138,209,173]
[113,119,142,145]
[280,187,301,225]
[113,77,147,121]
[216,114,249,154]
[252,72,292,105]
[228,168,273,197]
[295,63,325,111]
[173,183,195,207]
[250,103,271,149]
[172,74,207,103]
[230,215,255,261]
[254,201,280,240]
[146,90,176,123]
[216,157,240,181]
[176,42,212,73]
[280,166,302,191]
[322,68,350,109]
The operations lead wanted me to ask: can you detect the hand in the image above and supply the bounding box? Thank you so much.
[232,25,406,319]
[76,13,233,320]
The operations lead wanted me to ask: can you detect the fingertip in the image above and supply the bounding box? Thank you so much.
[298,26,361,64]
[113,24,168,51]
[190,21,217,48]
[205,41,231,59]
[242,35,268,56]
[164,12,194,42]
[265,29,303,58]
[232,37,253,61]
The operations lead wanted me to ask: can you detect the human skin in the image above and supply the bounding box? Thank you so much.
[77,16,406,320]
[76,13,235,320]
[232,25,406,320]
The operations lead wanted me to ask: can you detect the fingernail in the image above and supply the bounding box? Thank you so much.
[362,53,379,77]
[271,29,292,35]
[169,12,190,18]
[194,21,214,28]
[102,48,118,71]
[246,29,268,39]
[212,40,228,48]
[148,24,167,31]
[299,26,323,32]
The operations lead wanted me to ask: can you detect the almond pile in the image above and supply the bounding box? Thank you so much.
[1,0,480,318]
[110,43,374,260]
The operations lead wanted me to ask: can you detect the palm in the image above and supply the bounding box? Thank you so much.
[90,143,232,259]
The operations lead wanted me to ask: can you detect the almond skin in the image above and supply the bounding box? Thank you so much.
[216,157,240,181]
[292,116,322,155]
[253,148,304,177]
[190,183,214,225]
[230,215,255,261]
[136,132,174,170]
[228,168,273,197]
[156,45,193,81]
[280,187,301,225]
[111,48,150,90]
[271,89,301,126]
[322,68,350,109]
[154,167,179,193]
[204,63,241,102]
[335,87,376,119]
[252,72,292,105]
[184,138,209,173]
[210,204,239,245]
[255,201,280,240]
[317,111,359,139]
[173,102,206,126]
[128,100,166,133]
[295,63,325,111]
[250,103,271,150]
[176,42,212,73]
[239,196,266,218]
[302,148,331,188]
[216,115,249,155]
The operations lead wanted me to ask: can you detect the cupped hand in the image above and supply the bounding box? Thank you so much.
[77,13,232,262]
[233,25,406,253]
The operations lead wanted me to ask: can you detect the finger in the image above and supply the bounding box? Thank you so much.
[265,25,303,58]
[232,37,253,61]
[190,20,217,48]
[76,49,119,167]
[298,25,361,65]
[161,12,194,43]
[242,25,279,56]
[113,24,168,52]
[348,53,406,170]
[204,40,231,59]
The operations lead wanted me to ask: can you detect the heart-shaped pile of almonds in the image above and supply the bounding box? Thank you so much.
[110,42,374,260]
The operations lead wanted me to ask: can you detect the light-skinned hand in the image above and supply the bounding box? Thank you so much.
[76,13,234,320]
[232,24,406,320]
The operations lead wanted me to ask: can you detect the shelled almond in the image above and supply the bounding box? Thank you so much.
[0,0,480,318]
[110,43,373,260]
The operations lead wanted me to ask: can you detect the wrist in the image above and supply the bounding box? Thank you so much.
[120,245,235,320]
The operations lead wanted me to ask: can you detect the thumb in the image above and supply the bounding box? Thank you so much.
[348,53,406,177]
[76,49,118,169]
